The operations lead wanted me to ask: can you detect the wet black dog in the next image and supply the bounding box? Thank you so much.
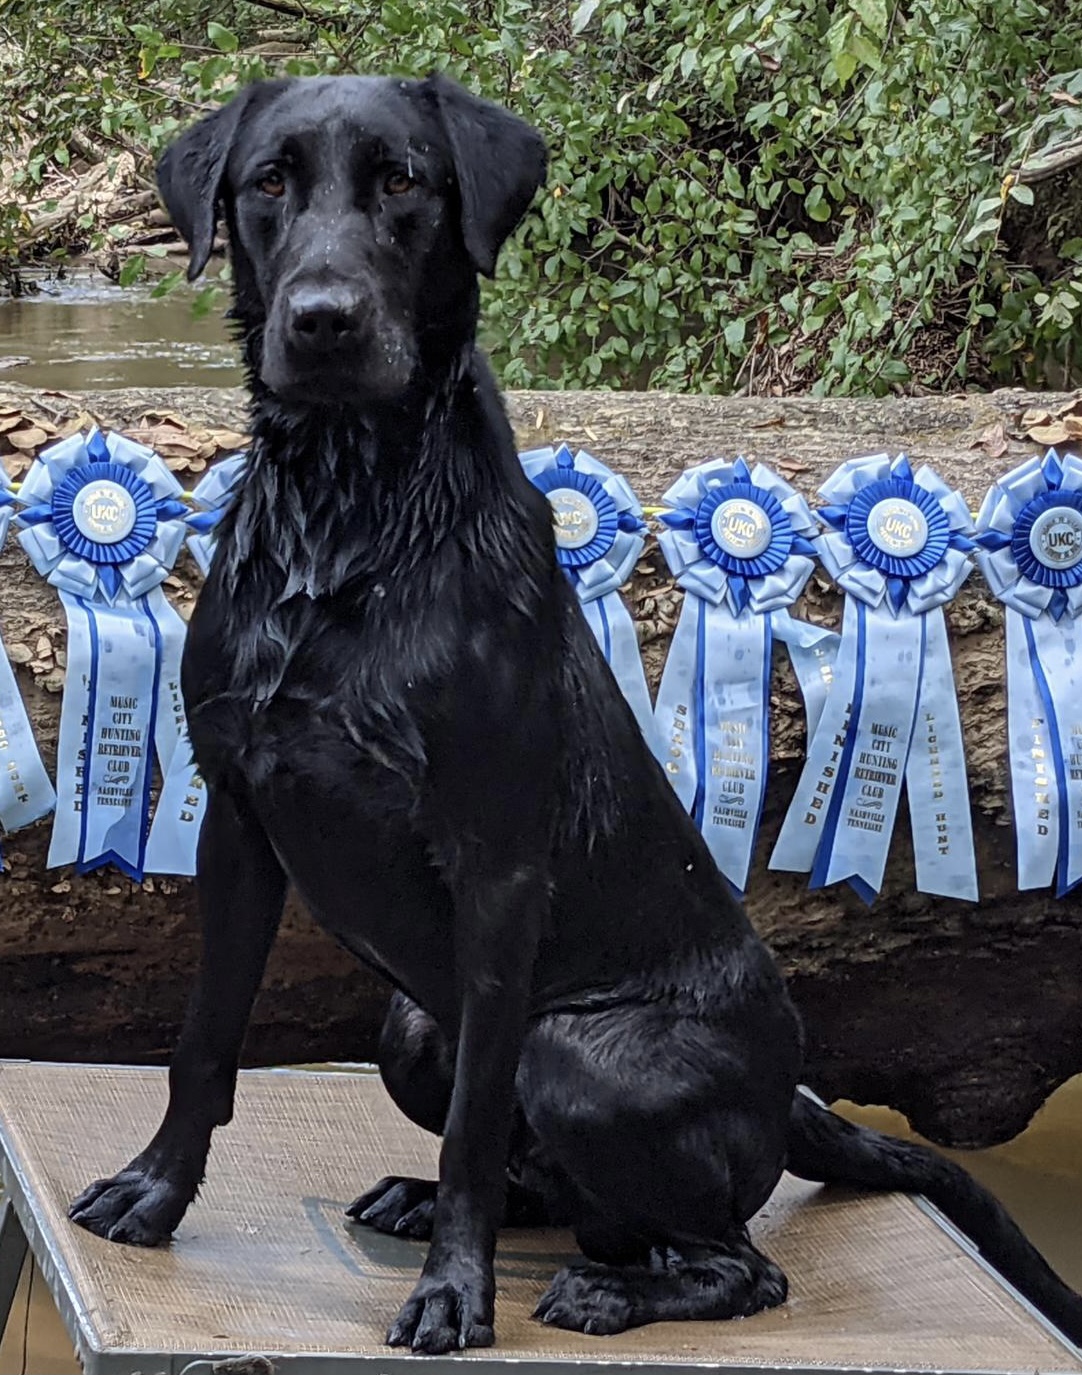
[69,74,1082,1354]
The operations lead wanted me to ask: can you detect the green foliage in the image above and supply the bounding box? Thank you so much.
[4,0,1082,392]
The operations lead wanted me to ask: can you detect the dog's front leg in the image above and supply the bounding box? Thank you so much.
[69,788,287,1245]
[387,864,544,1354]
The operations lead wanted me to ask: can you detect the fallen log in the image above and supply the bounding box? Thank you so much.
[0,380,1080,1150]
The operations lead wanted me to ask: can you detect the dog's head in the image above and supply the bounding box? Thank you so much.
[157,74,547,406]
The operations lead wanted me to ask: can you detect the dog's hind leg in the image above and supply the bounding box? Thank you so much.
[518,1005,794,1334]
[535,1234,787,1335]
[348,990,552,1238]
[69,788,287,1246]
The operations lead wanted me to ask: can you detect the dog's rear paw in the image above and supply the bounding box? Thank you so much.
[68,1166,194,1247]
[346,1175,437,1239]
[387,1274,494,1353]
[534,1264,635,1335]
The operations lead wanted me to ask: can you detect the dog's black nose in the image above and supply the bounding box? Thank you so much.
[287,289,362,353]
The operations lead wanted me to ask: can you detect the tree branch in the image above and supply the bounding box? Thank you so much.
[239,0,349,31]
[1015,136,1082,186]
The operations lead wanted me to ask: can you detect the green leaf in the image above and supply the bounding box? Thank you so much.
[118,254,146,287]
[1008,182,1034,206]
[845,31,881,69]
[834,49,858,84]
[150,269,185,299]
[571,0,601,35]
[929,96,950,118]
[850,0,888,35]
[207,21,239,53]
[805,185,831,223]
[192,284,222,319]
[724,317,746,347]
[963,216,1000,246]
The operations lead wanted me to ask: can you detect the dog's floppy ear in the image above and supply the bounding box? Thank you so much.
[427,73,547,278]
[156,85,263,281]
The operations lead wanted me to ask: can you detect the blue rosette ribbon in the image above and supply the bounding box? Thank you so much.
[144,452,248,876]
[771,453,978,902]
[0,468,56,853]
[184,452,248,576]
[15,428,189,879]
[974,448,1082,895]
[652,456,830,894]
[520,442,657,748]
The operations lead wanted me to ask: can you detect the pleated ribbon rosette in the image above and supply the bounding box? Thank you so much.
[16,428,189,879]
[520,443,657,747]
[975,448,1082,895]
[184,452,247,575]
[771,453,978,903]
[0,466,56,851]
[144,452,248,875]
[651,456,831,894]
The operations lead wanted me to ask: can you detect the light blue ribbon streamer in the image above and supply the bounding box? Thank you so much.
[700,603,771,891]
[655,598,772,887]
[16,427,189,879]
[770,452,977,902]
[520,443,657,750]
[654,592,701,813]
[186,452,247,575]
[811,602,924,901]
[653,457,821,893]
[0,473,56,846]
[579,595,656,744]
[975,448,1082,895]
[769,597,864,877]
[49,591,160,876]
[1005,610,1058,890]
[1024,614,1082,896]
[770,609,840,742]
[143,740,208,876]
[142,451,249,875]
[151,591,187,775]
[905,609,979,900]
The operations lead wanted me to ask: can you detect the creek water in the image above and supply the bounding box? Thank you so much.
[0,273,243,391]
[0,277,1079,1372]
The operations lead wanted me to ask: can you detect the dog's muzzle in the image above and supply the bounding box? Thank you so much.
[262,278,416,404]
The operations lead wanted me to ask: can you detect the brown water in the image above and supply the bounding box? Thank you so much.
[0,275,1079,1370]
[0,273,242,391]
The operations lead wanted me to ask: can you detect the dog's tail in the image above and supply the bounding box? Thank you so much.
[786,1088,1082,1347]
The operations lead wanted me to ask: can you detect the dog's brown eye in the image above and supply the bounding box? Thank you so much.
[258,171,286,198]
[384,171,414,195]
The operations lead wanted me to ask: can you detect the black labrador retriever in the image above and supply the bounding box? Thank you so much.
[69,74,1082,1355]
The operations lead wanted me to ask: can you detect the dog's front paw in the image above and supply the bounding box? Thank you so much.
[387,1272,494,1354]
[346,1176,436,1239]
[69,1164,196,1247]
[534,1264,635,1335]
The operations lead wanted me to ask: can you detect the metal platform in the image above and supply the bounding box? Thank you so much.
[0,1061,1078,1375]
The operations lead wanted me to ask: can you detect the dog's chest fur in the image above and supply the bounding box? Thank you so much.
[181,403,560,810]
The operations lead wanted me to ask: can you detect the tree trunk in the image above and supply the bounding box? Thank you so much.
[1,380,1079,1149]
